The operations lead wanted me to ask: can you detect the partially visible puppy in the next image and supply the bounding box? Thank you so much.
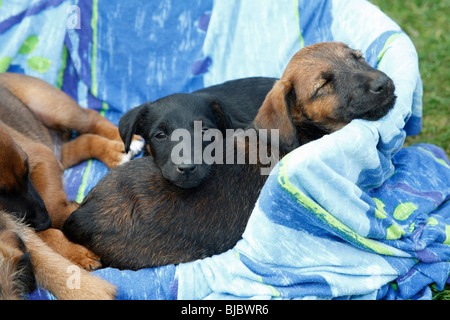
[0,72,143,230]
[119,77,276,188]
[0,72,142,269]
[0,211,116,300]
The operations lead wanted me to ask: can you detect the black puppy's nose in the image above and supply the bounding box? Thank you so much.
[370,74,393,94]
[177,164,197,176]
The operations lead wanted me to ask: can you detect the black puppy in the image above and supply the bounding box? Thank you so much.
[119,77,276,188]
[63,42,396,270]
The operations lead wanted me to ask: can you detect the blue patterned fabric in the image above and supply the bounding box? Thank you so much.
[2,0,447,300]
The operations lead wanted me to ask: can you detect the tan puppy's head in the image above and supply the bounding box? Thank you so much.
[254,42,396,149]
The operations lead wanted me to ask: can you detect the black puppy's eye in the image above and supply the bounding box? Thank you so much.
[154,132,167,140]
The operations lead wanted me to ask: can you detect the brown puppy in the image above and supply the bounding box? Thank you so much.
[0,211,116,300]
[0,73,141,268]
[63,42,396,270]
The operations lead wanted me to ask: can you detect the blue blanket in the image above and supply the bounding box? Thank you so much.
[1,0,448,300]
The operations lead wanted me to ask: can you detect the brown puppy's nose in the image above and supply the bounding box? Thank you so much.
[370,74,394,95]
[177,164,197,176]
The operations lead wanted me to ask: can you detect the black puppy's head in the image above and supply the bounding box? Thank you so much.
[0,127,51,231]
[119,94,231,188]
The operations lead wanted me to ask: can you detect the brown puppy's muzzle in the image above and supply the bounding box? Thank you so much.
[363,72,396,120]
[369,73,394,95]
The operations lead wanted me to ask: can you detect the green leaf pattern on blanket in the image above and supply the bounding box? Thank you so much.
[27,56,51,73]
[19,35,39,54]
[0,56,12,72]
[1,35,52,73]
[386,223,405,240]
[373,197,421,240]
[373,198,387,219]
[444,226,450,245]
[393,202,418,221]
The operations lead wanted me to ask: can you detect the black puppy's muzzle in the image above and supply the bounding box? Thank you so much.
[173,163,204,189]
[176,163,198,176]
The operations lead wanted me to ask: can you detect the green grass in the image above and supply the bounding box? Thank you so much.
[370,0,449,155]
[370,0,450,300]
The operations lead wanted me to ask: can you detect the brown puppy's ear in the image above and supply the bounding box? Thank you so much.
[210,100,232,133]
[253,80,299,151]
[119,104,149,153]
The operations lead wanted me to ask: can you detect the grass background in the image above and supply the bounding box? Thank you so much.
[370,0,449,299]
[370,0,449,155]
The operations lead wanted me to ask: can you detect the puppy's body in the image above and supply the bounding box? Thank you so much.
[64,42,396,270]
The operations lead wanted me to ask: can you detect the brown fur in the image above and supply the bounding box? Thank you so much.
[0,211,116,300]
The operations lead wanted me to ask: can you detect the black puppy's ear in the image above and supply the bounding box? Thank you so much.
[119,104,149,153]
[210,100,232,133]
[253,80,299,151]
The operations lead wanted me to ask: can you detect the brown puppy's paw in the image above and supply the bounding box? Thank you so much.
[119,136,145,165]
[101,140,128,170]
[38,228,102,271]
[67,243,102,271]
[102,137,143,169]
[104,137,144,169]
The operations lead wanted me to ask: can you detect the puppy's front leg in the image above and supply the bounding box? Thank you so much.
[61,134,135,169]
[38,228,102,271]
